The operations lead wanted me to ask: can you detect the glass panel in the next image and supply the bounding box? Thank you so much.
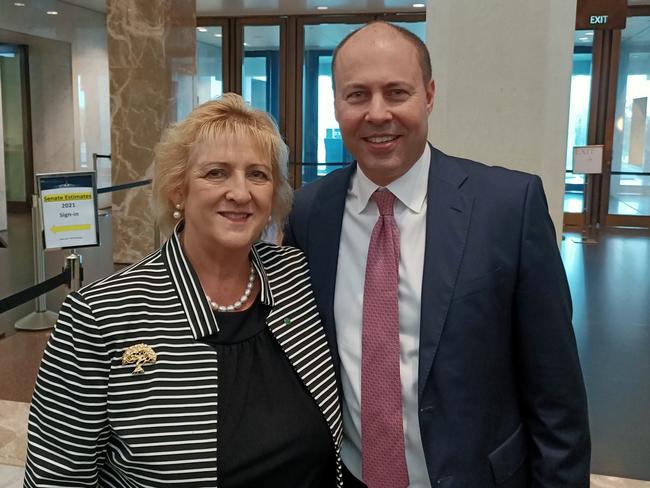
[609,174,650,215]
[0,44,27,203]
[564,30,593,214]
[196,26,224,105]
[301,22,425,185]
[242,25,280,122]
[610,16,650,216]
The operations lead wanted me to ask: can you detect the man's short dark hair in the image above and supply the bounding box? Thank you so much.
[331,20,432,91]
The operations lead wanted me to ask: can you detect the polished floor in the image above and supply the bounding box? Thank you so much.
[563,228,650,480]
[0,212,649,486]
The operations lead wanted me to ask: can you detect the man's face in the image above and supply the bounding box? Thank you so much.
[334,24,435,186]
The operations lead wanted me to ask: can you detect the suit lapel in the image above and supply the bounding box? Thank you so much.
[306,164,355,367]
[418,147,474,399]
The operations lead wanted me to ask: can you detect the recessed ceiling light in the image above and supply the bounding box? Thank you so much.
[413,3,425,7]
[46,10,58,15]
[14,2,26,6]
[243,42,249,46]
[197,27,207,32]
[579,37,589,41]
[214,33,222,38]
[585,32,594,36]
[317,6,328,10]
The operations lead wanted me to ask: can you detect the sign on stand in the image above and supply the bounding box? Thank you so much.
[573,145,604,174]
[36,171,99,249]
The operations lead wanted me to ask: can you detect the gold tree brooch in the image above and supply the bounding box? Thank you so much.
[122,343,157,374]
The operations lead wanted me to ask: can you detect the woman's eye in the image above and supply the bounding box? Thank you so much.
[249,170,270,181]
[206,168,226,178]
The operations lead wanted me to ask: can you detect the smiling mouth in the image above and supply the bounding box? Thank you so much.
[219,211,251,222]
[364,135,399,144]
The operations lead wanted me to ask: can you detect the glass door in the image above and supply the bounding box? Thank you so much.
[239,22,283,124]
[608,16,650,225]
[297,18,425,186]
[195,24,226,105]
[564,31,594,225]
[300,23,363,185]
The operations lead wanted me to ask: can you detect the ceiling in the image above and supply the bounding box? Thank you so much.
[61,0,427,16]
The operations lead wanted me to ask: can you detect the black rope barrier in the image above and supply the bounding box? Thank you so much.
[97,179,152,194]
[0,268,71,314]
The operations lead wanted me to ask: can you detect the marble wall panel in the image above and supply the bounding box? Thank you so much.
[108,0,195,263]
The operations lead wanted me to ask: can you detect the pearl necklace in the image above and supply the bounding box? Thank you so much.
[207,264,256,312]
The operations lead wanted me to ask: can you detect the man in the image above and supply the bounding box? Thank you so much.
[284,21,590,487]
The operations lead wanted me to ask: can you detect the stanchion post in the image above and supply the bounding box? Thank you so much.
[65,251,83,292]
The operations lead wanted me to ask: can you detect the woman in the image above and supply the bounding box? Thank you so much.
[24,93,342,487]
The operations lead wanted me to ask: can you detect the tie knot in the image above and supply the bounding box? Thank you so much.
[373,190,396,216]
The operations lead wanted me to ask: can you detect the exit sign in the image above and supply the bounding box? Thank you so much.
[590,15,608,25]
[576,0,626,30]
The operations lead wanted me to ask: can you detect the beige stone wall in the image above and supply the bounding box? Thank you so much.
[107,0,195,263]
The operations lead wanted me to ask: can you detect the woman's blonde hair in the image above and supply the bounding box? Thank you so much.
[153,93,292,236]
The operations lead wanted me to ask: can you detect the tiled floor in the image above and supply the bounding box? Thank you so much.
[0,464,24,488]
[0,399,29,487]
[591,476,650,488]
[0,400,29,467]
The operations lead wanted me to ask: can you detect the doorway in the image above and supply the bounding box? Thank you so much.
[564,8,650,229]
[0,43,33,214]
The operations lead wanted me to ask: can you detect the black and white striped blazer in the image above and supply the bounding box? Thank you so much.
[24,229,343,487]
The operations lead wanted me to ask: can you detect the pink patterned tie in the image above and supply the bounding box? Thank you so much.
[361,189,409,488]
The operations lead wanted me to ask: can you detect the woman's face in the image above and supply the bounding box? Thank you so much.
[181,133,274,254]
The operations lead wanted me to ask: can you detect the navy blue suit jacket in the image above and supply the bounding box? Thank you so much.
[284,145,590,487]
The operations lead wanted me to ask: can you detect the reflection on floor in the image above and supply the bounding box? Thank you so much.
[562,228,650,480]
[1,212,649,485]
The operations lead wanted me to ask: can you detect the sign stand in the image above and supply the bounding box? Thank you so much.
[14,171,99,331]
[571,145,604,245]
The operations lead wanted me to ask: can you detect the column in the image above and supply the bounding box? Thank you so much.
[426,0,577,240]
[107,0,195,263]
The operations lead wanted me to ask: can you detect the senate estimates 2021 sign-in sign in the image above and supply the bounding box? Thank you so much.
[37,172,99,250]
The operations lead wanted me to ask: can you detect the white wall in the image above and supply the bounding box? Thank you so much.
[0,0,110,205]
[426,0,577,241]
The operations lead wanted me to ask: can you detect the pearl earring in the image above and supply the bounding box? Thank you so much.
[173,203,182,220]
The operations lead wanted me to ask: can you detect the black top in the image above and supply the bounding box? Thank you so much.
[202,298,336,488]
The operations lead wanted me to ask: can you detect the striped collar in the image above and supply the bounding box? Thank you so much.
[162,221,274,340]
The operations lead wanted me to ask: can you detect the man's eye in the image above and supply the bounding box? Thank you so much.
[390,89,408,98]
[347,91,365,101]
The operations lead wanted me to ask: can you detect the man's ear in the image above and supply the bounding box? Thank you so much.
[426,79,435,114]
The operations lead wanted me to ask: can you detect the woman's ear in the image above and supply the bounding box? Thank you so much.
[173,188,184,205]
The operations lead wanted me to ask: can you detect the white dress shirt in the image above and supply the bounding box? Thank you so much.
[334,144,431,487]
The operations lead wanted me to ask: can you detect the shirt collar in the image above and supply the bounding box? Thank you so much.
[162,221,274,340]
[352,143,430,214]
